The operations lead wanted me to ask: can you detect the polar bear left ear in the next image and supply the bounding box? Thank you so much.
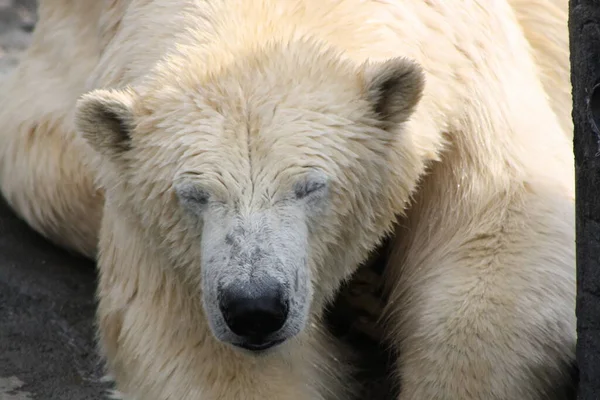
[75,88,137,159]
[363,57,425,127]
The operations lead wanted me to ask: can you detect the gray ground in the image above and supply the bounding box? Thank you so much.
[0,0,35,79]
[0,197,110,400]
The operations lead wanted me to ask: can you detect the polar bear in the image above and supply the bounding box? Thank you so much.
[0,1,575,400]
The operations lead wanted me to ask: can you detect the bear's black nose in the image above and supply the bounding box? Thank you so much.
[219,278,289,340]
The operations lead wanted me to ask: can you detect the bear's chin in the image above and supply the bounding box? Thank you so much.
[231,338,287,353]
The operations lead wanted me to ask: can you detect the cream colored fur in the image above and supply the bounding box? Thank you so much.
[0,1,575,400]
[0,0,105,256]
[509,0,572,137]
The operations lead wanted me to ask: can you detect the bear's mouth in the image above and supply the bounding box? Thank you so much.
[232,338,286,352]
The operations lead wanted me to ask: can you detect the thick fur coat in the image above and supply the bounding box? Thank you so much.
[0,1,574,399]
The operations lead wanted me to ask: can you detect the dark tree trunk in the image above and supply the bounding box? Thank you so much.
[570,1,600,398]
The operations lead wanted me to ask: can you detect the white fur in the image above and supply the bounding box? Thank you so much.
[0,0,574,399]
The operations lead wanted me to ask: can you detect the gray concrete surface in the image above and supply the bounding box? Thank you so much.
[0,198,110,400]
[0,0,35,79]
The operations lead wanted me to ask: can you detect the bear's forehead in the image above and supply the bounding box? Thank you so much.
[142,37,369,121]
[167,104,357,165]
[134,92,370,195]
[140,72,371,149]
[191,71,367,124]
[133,41,380,182]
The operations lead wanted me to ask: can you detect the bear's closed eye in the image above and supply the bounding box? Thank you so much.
[293,174,329,200]
[174,183,211,207]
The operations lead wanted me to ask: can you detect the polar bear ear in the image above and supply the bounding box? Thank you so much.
[75,88,137,158]
[363,57,425,127]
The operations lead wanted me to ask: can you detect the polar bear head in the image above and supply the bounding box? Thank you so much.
[75,39,424,353]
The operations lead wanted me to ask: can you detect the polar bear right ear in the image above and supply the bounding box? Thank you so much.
[363,57,425,128]
[75,88,137,158]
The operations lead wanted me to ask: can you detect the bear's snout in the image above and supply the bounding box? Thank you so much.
[219,277,289,351]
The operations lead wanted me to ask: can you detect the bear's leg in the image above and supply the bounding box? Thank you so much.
[0,0,106,258]
[383,187,576,400]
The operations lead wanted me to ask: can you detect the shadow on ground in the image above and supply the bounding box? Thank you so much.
[0,197,110,399]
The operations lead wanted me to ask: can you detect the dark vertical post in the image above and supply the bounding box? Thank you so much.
[570,1,600,398]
